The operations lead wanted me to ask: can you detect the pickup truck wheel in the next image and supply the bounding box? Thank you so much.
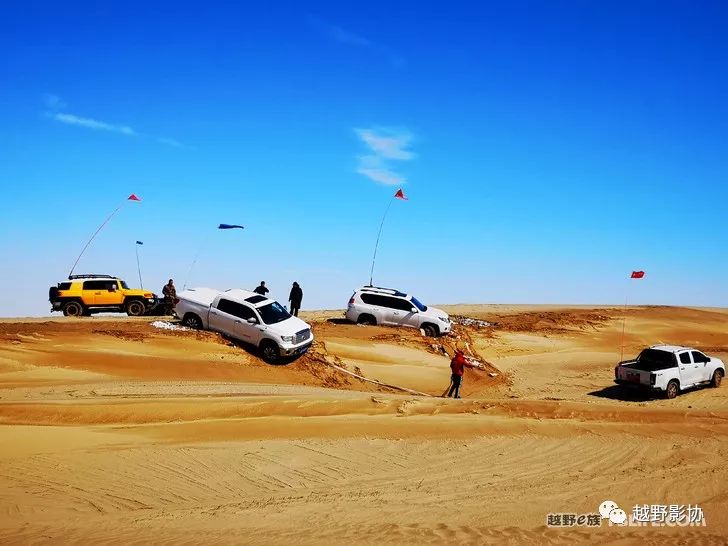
[357,314,376,326]
[183,313,203,329]
[422,323,439,337]
[62,301,84,317]
[711,369,724,388]
[260,340,280,364]
[666,380,679,399]
[126,300,145,317]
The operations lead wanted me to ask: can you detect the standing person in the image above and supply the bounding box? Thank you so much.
[447,350,478,399]
[288,282,303,317]
[253,281,269,296]
[162,279,177,315]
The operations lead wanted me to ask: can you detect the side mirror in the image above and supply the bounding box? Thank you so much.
[410,307,418,313]
[247,317,258,324]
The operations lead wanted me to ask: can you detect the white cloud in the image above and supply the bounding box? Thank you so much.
[43,93,67,111]
[356,129,414,160]
[309,16,403,67]
[355,128,414,186]
[44,94,187,148]
[53,112,137,136]
[310,17,371,47]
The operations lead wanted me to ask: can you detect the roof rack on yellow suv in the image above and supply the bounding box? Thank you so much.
[48,275,159,317]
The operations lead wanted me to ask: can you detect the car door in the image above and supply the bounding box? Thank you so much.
[390,297,419,327]
[84,280,119,306]
[691,351,712,383]
[676,351,697,387]
[376,296,404,325]
[209,298,237,335]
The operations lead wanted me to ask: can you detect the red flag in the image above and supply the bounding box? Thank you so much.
[394,188,408,200]
[128,194,141,202]
[630,271,645,279]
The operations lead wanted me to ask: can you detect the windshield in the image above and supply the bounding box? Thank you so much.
[257,302,290,324]
[411,296,427,312]
[636,349,677,371]
[120,280,129,289]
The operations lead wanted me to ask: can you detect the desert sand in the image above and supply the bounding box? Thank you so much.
[1,305,727,544]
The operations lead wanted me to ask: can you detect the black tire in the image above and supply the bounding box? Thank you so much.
[422,323,439,337]
[666,380,679,399]
[357,314,376,326]
[260,340,280,364]
[62,301,84,317]
[711,369,724,388]
[126,300,145,317]
[183,313,203,329]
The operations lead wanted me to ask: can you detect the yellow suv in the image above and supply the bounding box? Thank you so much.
[49,274,158,317]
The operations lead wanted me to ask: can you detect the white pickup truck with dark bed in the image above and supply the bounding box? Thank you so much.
[175,287,313,363]
[615,345,725,399]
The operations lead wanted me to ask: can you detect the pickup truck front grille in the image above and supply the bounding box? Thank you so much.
[295,328,311,344]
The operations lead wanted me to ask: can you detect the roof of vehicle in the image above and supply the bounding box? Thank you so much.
[648,344,694,353]
[222,288,274,308]
[357,285,409,298]
[181,287,275,309]
[67,274,121,281]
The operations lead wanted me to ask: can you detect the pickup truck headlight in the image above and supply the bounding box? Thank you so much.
[439,316,450,323]
[281,335,295,343]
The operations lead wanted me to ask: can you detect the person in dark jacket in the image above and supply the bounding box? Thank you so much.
[253,281,269,296]
[162,279,177,315]
[288,282,303,317]
[447,350,478,398]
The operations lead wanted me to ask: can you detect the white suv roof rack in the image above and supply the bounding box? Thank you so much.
[360,285,408,296]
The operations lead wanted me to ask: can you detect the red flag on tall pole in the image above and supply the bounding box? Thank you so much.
[621,270,646,361]
[68,193,143,278]
[369,189,409,285]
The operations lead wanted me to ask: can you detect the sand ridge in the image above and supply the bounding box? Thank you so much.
[1,305,727,543]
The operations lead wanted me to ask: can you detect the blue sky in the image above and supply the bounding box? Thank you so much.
[1,1,727,316]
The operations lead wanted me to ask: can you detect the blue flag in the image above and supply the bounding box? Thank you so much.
[218,224,244,230]
[136,240,143,245]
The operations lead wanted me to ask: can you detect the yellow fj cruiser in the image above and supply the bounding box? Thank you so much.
[49,274,158,316]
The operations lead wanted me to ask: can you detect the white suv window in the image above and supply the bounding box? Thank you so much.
[679,352,691,364]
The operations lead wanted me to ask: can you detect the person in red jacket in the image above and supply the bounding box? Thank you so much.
[447,350,478,398]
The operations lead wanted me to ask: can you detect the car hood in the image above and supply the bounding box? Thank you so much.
[265,315,312,336]
[420,306,449,321]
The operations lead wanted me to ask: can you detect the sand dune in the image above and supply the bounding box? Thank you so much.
[1,306,727,543]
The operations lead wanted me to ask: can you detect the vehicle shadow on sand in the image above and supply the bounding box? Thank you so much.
[587,385,656,402]
[221,335,301,366]
[326,318,351,325]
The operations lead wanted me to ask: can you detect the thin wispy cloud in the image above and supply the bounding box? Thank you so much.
[43,94,187,148]
[310,17,371,47]
[355,128,415,186]
[53,112,137,136]
[309,16,403,67]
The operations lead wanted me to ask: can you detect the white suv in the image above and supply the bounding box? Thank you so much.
[345,286,452,337]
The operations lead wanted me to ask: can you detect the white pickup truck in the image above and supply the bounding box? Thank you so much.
[175,287,314,363]
[615,345,725,399]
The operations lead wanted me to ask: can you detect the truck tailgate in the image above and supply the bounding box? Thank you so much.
[617,366,651,386]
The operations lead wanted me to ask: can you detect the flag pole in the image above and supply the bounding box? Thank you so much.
[369,195,396,286]
[182,225,245,290]
[183,235,211,291]
[68,194,140,278]
[135,243,143,289]
[620,277,630,362]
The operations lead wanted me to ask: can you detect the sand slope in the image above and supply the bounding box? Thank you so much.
[1,306,727,543]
